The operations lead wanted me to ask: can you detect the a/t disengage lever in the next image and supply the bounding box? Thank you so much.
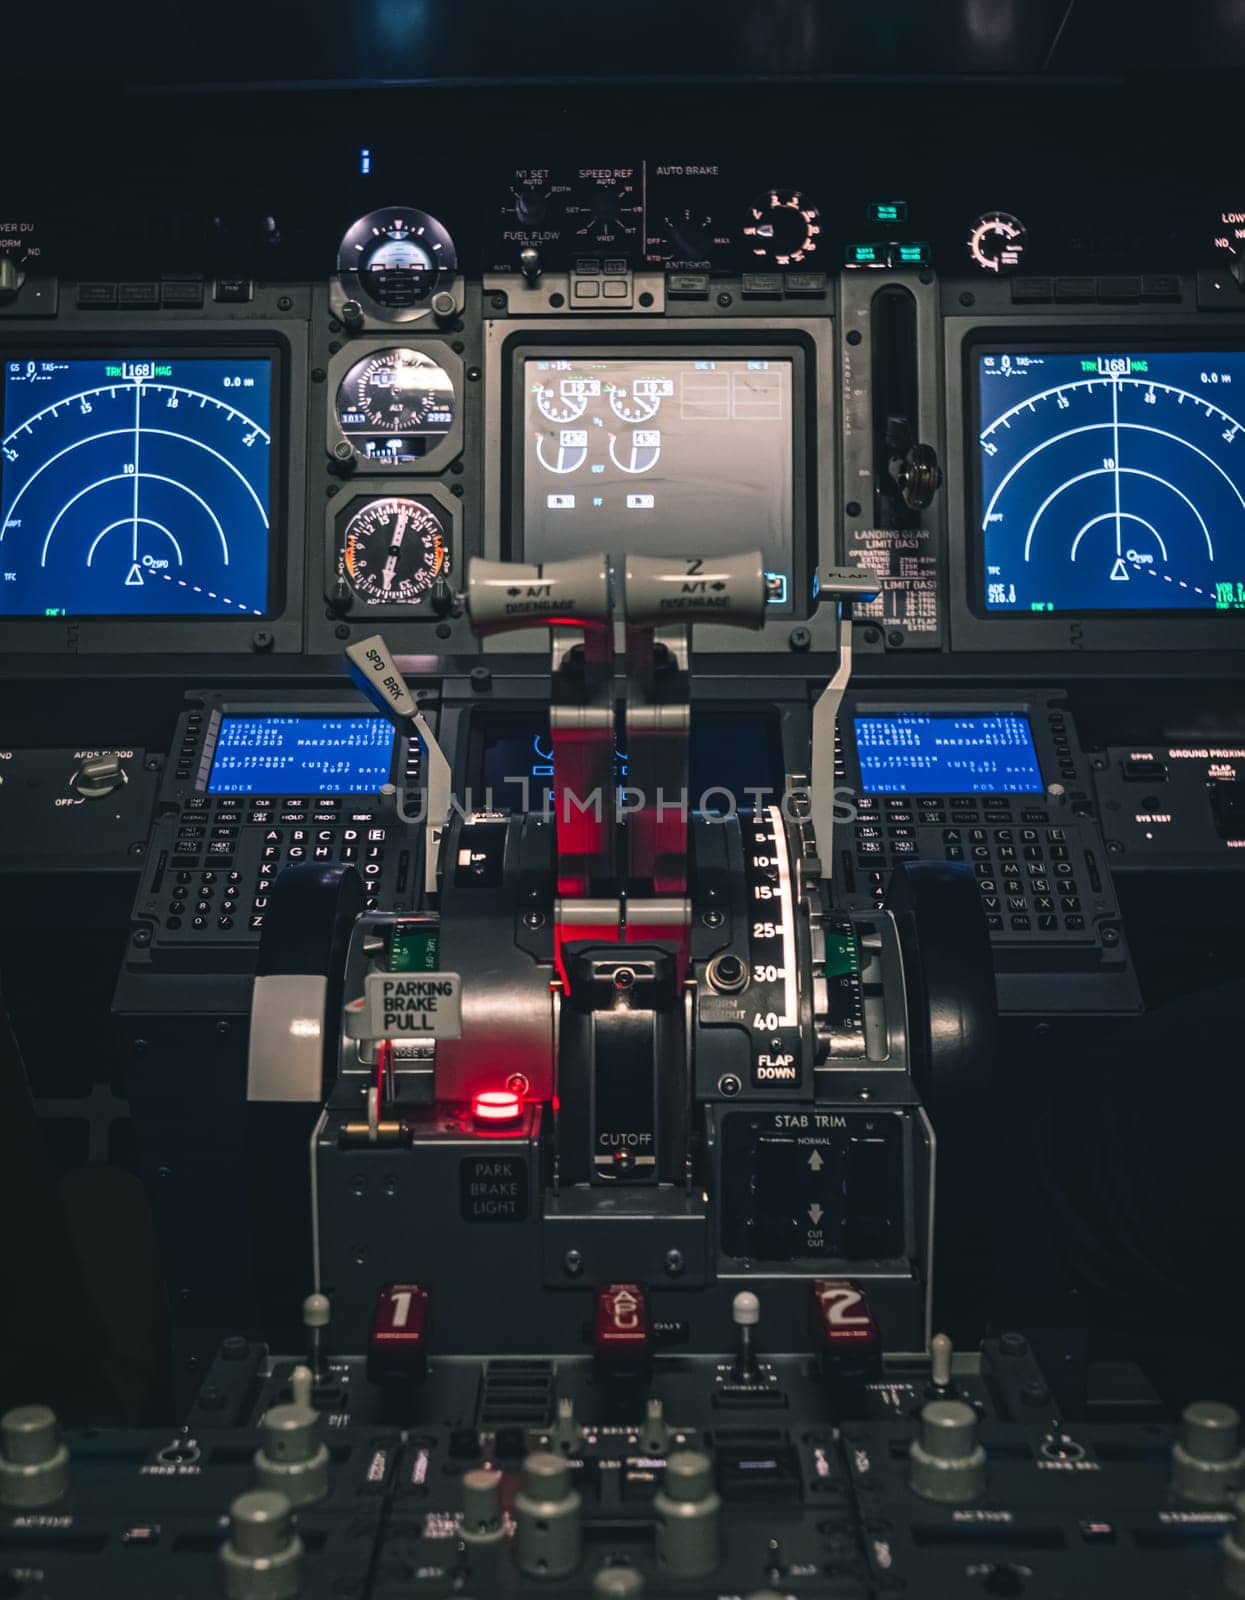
[345,635,450,897]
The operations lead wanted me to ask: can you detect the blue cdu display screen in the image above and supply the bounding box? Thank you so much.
[207,716,395,795]
[853,713,1043,794]
[0,353,274,617]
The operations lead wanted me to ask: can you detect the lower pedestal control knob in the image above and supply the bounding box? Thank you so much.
[515,1451,582,1579]
[593,1565,645,1597]
[460,1467,505,1547]
[0,1405,70,1508]
[1172,1401,1245,1503]
[908,1399,987,1504]
[253,1375,329,1508]
[219,1489,304,1600]
[653,1450,721,1579]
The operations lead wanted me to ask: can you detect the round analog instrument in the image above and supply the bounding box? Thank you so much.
[967,211,1028,273]
[335,348,456,464]
[340,497,449,605]
[336,207,457,315]
[743,188,821,265]
[532,372,600,424]
[606,376,666,423]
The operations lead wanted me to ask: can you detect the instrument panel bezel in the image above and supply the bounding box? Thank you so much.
[0,324,306,654]
[945,309,1245,652]
[483,314,841,654]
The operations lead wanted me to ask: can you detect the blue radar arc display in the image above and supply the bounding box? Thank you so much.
[977,350,1245,614]
[0,355,274,617]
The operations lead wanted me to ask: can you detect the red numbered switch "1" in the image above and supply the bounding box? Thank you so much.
[367,1284,431,1386]
[594,1283,652,1372]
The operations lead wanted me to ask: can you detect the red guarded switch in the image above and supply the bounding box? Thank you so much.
[367,1283,431,1386]
[809,1279,882,1397]
[594,1283,652,1371]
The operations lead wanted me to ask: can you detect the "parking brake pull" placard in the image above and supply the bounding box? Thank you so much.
[361,971,463,1040]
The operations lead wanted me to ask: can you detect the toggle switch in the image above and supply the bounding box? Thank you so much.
[731,1291,761,1383]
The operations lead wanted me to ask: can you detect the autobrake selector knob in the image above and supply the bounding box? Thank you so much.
[908,1400,987,1504]
[653,1450,721,1579]
[253,1370,329,1507]
[72,752,126,798]
[0,1405,70,1508]
[1172,1401,1245,1503]
[219,1488,304,1600]
[515,1451,582,1578]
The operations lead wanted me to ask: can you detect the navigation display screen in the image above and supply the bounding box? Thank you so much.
[520,355,795,608]
[977,349,1245,614]
[0,353,275,617]
[207,716,395,795]
[854,713,1043,794]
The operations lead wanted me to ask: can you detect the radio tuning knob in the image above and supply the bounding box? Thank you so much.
[908,1399,987,1503]
[460,1467,505,1546]
[219,1489,304,1600]
[515,1451,583,1578]
[654,1451,721,1579]
[0,1405,70,1508]
[1172,1401,1245,1503]
[253,1378,329,1507]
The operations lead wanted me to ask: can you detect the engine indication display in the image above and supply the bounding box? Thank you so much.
[521,355,794,609]
[334,348,456,465]
[977,350,1245,613]
[339,496,449,606]
[0,354,273,617]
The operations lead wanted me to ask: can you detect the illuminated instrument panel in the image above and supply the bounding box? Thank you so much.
[0,353,275,617]
[976,349,1245,615]
[4,78,1245,1600]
